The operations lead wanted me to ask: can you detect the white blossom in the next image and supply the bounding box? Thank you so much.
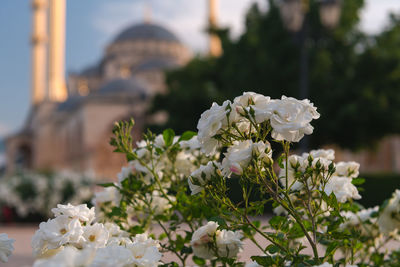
[335,161,360,178]
[188,161,221,195]
[81,223,110,248]
[378,189,400,234]
[0,233,14,263]
[268,96,320,142]
[324,176,361,203]
[221,140,272,177]
[197,100,231,155]
[38,215,85,249]
[51,203,95,223]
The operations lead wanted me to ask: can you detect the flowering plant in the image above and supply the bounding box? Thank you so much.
[0,171,94,221]
[27,92,400,266]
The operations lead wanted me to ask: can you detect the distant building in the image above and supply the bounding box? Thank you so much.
[6,0,191,178]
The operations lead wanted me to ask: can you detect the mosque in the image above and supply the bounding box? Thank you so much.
[5,0,221,178]
[6,0,400,178]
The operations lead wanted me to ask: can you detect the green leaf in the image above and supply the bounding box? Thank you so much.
[98,183,115,188]
[163,128,175,146]
[266,244,279,254]
[192,256,206,265]
[179,131,197,141]
[352,177,365,185]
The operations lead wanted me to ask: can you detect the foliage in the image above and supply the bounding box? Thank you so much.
[150,0,400,150]
[28,93,400,266]
[0,171,94,222]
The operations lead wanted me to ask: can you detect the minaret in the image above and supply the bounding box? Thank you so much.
[31,0,48,105]
[48,0,67,102]
[208,0,222,57]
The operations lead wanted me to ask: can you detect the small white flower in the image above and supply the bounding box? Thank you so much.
[216,229,243,258]
[335,161,360,178]
[128,234,162,267]
[197,100,231,155]
[191,221,219,259]
[92,186,121,207]
[324,176,361,203]
[90,245,134,267]
[188,161,221,195]
[33,246,96,267]
[39,215,85,249]
[51,203,95,223]
[378,189,400,234]
[0,233,14,263]
[221,140,272,178]
[82,223,110,248]
[117,165,134,184]
[308,149,335,161]
[246,261,262,267]
[268,96,320,142]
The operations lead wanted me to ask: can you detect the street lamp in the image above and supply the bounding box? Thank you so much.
[279,0,341,151]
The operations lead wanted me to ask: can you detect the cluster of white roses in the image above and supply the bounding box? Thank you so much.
[31,203,162,267]
[281,149,361,203]
[197,93,320,155]
[0,171,93,218]
[0,233,14,263]
[191,221,243,259]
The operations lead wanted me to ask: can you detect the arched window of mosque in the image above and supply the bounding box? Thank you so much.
[120,65,131,78]
[78,79,89,96]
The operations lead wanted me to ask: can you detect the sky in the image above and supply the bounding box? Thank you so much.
[0,0,399,138]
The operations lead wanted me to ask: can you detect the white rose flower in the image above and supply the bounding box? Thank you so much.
[0,233,14,263]
[90,245,134,267]
[175,151,197,176]
[268,96,320,142]
[117,164,134,184]
[308,149,335,161]
[378,189,400,234]
[180,136,201,150]
[231,92,272,124]
[197,100,231,155]
[335,161,360,178]
[216,229,243,258]
[221,140,272,178]
[188,161,221,195]
[51,203,95,223]
[39,215,85,249]
[82,223,110,248]
[191,221,219,259]
[323,176,361,203]
[33,246,96,267]
[246,261,262,267]
[92,186,121,207]
[127,234,162,267]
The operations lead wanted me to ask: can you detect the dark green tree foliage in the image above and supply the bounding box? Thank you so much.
[150,0,400,150]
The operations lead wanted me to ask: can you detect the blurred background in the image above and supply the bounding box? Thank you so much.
[0,0,400,220]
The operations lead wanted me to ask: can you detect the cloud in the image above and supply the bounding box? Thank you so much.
[91,0,266,52]
[361,0,400,34]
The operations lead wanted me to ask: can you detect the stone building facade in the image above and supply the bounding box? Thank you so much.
[6,22,191,179]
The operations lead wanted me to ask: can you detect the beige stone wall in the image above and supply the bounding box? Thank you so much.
[326,135,400,174]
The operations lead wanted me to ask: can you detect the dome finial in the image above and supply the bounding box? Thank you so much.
[144,1,152,24]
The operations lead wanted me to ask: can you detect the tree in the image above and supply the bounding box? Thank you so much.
[149,0,400,150]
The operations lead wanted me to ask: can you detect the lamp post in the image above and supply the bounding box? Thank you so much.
[279,0,341,151]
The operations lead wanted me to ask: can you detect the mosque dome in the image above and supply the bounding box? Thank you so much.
[95,78,148,100]
[113,23,180,43]
[133,58,179,73]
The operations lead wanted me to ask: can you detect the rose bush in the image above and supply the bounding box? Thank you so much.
[16,92,400,266]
